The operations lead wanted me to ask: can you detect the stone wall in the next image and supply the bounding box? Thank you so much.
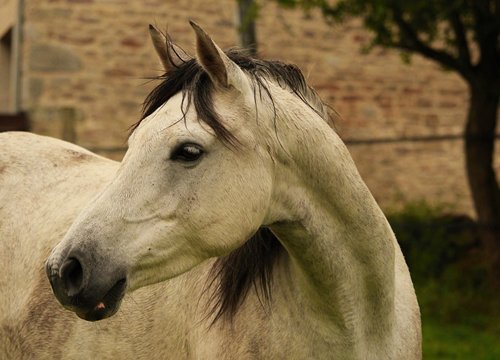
[21,0,500,215]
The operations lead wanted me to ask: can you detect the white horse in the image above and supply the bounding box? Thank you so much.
[0,22,421,359]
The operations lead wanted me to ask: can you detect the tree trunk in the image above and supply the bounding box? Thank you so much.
[465,76,500,279]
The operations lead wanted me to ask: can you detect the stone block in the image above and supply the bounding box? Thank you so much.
[28,78,43,103]
[29,106,83,142]
[29,44,82,72]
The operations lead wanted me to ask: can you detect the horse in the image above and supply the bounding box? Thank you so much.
[0,21,421,359]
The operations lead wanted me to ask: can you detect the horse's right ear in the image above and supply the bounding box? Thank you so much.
[148,24,190,72]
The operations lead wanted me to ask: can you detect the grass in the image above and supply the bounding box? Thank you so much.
[423,318,500,360]
[387,202,500,359]
[418,279,500,359]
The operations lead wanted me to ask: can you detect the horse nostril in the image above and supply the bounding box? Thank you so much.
[60,258,84,297]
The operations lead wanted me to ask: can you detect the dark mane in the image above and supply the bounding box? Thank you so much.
[132,48,332,141]
[132,48,332,323]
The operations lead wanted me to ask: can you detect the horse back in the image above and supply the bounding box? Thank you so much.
[0,132,118,358]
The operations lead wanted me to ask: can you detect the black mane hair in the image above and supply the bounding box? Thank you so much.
[131,48,332,323]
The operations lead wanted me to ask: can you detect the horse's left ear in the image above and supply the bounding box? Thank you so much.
[149,24,190,72]
[189,20,247,91]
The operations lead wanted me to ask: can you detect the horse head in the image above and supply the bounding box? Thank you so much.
[45,22,292,321]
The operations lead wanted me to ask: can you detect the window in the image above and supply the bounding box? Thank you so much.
[1,28,14,112]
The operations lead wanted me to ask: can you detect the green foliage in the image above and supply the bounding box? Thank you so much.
[276,0,474,50]
[399,50,411,64]
[388,202,477,284]
[275,0,500,81]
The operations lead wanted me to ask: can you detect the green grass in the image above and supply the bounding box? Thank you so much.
[387,201,500,359]
[423,318,500,360]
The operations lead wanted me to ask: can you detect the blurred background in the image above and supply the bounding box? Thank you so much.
[1,0,499,358]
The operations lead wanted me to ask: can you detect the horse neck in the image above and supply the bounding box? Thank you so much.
[267,102,396,347]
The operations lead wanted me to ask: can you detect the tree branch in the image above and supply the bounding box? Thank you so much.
[391,7,473,81]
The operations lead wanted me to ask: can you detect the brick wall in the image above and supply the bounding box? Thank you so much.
[21,0,500,215]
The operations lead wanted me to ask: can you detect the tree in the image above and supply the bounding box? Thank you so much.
[277,0,500,274]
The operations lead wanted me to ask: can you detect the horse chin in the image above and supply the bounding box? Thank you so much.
[73,278,127,322]
[74,301,122,322]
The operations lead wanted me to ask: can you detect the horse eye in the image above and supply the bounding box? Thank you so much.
[171,143,204,162]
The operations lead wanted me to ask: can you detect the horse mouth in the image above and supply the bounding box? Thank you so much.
[73,278,127,322]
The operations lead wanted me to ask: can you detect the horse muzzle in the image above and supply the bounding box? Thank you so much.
[46,250,127,321]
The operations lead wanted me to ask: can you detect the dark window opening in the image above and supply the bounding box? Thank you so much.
[1,25,28,132]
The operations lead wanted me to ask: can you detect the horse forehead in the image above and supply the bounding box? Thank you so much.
[132,95,206,143]
[145,93,192,129]
[130,89,259,149]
